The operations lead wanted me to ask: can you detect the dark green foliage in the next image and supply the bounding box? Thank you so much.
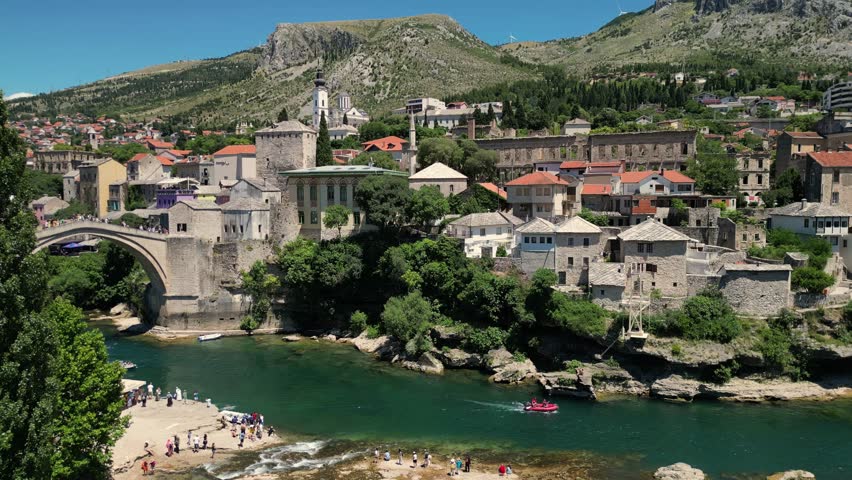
[463,325,509,354]
[53,200,94,220]
[761,168,804,208]
[671,289,742,343]
[711,360,740,384]
[381,291,437,356]
[350,310,369,333]
[686,137,739,196]
[125,185,147,210]
[792,267,835,294]
[351,151,398,170]
[323,204,352,238]
[406,186,449,231]
[354,175,411,231]
[96,142,149,163]
[23,170,63,198]
[748,228,831,270]
[239,261,280,334]
[277,107,289,122]
[547,294,609,338]
[757,310,809,380]
[185,134,252,155]
[418,138,464,170]
[579,208,610,226]
[316,113,333,167]
[448,184,505,215]
[112,212,146,228]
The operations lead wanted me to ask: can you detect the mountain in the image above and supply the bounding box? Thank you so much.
[8,15,535,125]
[501,0,852,71]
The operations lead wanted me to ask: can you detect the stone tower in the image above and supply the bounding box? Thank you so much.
[404,112,418,175]
[254,121,317,186]
[312,69,329,130]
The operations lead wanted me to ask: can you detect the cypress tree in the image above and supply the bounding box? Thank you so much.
[316,112,333,166]
[342,112,349,125]
[277,107,288,122]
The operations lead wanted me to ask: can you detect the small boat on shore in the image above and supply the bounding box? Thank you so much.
[198,333,223,342]
[524,399,558,413]
[119,361,137,370]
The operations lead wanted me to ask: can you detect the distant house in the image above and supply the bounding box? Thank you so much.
[408,162,468,197]
[562,118,592,136]
[79,158,127,217]
[211,145,256,186]
[329,124,359,140]
[616,169,695,196]
[768,200,851,271]
[505,171,578,220]
[145,138,175,154]
[446,211,523,258]
[362,136,408,162]
[30,196,69,225]
[616,218,691,299]
[635,115,654,125]
[514,215,606,286]
[804,151,852,208]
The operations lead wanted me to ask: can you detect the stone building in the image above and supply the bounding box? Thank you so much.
[33,150,102,174]
[718,217,767,252]
[768,200,851,272]
[617,219,690,298]
[588,263,627,308]
[717,264,792,316]
[127,153,172,182]
[78,158,127,217]
[168,200,223,241]
[737,152,772,205]
[221,199,271,242]
[280,165,407,240]
[173,157,213,186]
[62,170,79,201]
[446,211,523,258]
[805,151,852,208]
[255,121,317,184]
[474,130,697,182]
[230,178,282,205]
[210,145,257,186]
[514,216,606,287]
[408,162,467,197]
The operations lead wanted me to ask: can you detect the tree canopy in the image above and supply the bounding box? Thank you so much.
[316,112,333,167]
[355,175,411,232]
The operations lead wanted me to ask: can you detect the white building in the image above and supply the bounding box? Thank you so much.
[768,200,851,271]
[312,69,329,130]
[447,211,523,258]
[210,145,256,186]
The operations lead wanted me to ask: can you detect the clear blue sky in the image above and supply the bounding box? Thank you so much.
[0,0,653,95]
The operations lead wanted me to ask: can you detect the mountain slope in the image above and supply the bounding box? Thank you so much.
[9,15,536,125]
[501,0,852,71]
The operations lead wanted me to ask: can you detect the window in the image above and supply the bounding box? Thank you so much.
[524,236,530,244]
[673,282,678,287]
[834,220,841,228]
[310,211,318,224]
[239,225,244,234]
[583,237,590,247]
[258,225,262,233]
[531,237,537,244]
[353,211,361,225]
[844,239,848,248]
[757,174,763,185]
[818,221,824,229]
[340,185,348,203]
[450,184,455,193]
[177,223,187,232]
[831,192,839,205]
[831,236,839,246]
[309,185,317,204]
[582,257,589,267]
[568,257,574,266]
[681,143,689,155]
[546,237,553,244]
[298,211,305,224]
[742,175,749,185]
[327,186,335,202]
[742,233,748,241]
[558,272,566,284]
[804,218,809,228]
[480,228,486,236]
[567,237,574,247]
[758,159,763,169]
[646,264,658,273]
[754,233,760,241]
[496,227,502,235]
[843,220,848,228]
[834,170,841,183]
[600,289,605,295]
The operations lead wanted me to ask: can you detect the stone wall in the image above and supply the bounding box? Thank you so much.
[719,270,791,317]
[687,274,721,297]
[590,285,624,309]
[255,130,316,185]
[623,240,688,297]
[519,249,556,276]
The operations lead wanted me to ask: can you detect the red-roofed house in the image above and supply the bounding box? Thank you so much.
[616,169,695,196]
[127,154,172,182]
[805,151,852,208]
[505,171,579,219]
[211,144,257,185]
[476,182,507,200]
[362,136,408,161]
[161,149,193,162]
[146,138,175,154]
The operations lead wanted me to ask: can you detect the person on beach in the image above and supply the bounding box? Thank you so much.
[193,391,199,402]
[174,435,180,454]
[166,393,173,407]
[267,425,275,437]
[506,464,513,475]
[141,393,147,407]
[464,456,471,472]
[398,448,403,465]
[165,438,173,457]
[176,387,182,402]
[141,460,149,476]
[239,430,245,448]
[373,447,379,464]
[149,460,156,473]
[384,450,391,461]
[193,434,200,453]
[498,464,506,476]
[155,387,161,401]
[211,443,216,458]
[425,451,432,467]
[147,382,153,396]
[456,458,462,474]
[449,457,456,475]
[187,431,192,450]
[203,433,208,450]
[412,451,417,468]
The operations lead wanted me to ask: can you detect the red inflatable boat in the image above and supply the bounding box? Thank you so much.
[524,399,558,412]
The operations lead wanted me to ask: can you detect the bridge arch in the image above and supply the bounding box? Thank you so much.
[34,222,169,293]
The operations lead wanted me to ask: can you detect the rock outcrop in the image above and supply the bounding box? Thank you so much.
[767,471,816,480]
[435,348,482,368]
[402,352,445,375]
[344,333,401,360]
[654,463,706,480]
[539,371,595,399]
[650,374,852,402]
[484,348,538,384]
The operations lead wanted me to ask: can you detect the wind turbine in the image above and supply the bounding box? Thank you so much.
[616,0,628,15]
[508,33,517,44]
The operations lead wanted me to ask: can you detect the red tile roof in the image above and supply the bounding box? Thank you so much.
[156,156,174,167]
[506,171,570,186]
[808,151,852,168]
[362,136,408,152]
[582,184,612,195]
[662,170,696,183]
[127,153,149,163]
[146,139,174,149]
[476,182,507,200]
[214,145,256,156]
[765,96,787,101]
[166,149,192,157]
[560,161,587,169]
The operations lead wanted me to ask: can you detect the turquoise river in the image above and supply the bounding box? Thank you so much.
[104,324,852,479]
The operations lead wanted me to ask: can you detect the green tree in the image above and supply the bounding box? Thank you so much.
[96,142,149,163]
[462,149,498,182]
[406,186,449,231]
[792,267,834,294]
[351,151,398,170]
[671,289,742,343]
[687,138,738,196]
[323,204,351,238]
[358,121,390,142]
[578,208,610,226]
[381,291,436,355]
[342,113,349,125]
[355,175,411,232]
[277,107,289,122]
[418,138,464,170]
[125,185,147,210]
[53,200,95,220]
[316,112,333,166]
[239,261,280,334]
[23,170,63,197]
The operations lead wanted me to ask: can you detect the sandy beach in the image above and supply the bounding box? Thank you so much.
[112,397,277,479]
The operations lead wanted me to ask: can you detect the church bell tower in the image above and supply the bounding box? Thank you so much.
[312,68,329,130]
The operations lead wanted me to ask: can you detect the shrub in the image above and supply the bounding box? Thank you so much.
[565,359,583,374]
[350,310,368,334]
[365,325,381,339]
[671,343,683,357]
[381,291,436,343]
[670,290,742,343]
[604,357,620,368]
[711,360,739,384]
[792,267,835,294]
[463,326,509,354]
[548,295,608,338]
[511,351,527,362]
[496,245,508,257]
[757,313,809,381]
[844,301,852,328]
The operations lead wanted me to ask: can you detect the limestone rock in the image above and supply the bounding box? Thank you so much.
[430,325,463,347]
[653,463,705,480]
[282,334,303,342]
[650,375,702,401]
[344,332,401,360]
[436,348,482,368]
[323,334,338,342]
[402,352,445,375]
[767,470,815,480]
[109,303,131,317]
[484,347,515,371]
[538,371,595,399]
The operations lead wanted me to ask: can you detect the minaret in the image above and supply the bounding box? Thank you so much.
[312,68,329,130]
[407,111,418,175]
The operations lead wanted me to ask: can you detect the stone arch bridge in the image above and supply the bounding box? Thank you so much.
[35,221,170,293]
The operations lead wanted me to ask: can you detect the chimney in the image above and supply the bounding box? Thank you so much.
[801,198,807,210]
[467,115,476,140]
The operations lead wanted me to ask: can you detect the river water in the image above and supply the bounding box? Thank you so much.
[104,324,852,479]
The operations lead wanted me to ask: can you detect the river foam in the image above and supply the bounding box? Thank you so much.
[207,440,365,479]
